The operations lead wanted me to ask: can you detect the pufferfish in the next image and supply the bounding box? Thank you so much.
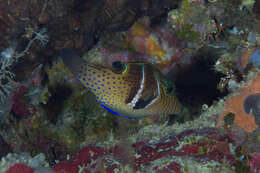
[61,48,184,119]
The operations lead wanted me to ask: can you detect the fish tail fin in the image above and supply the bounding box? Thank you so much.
[61,48,85,76]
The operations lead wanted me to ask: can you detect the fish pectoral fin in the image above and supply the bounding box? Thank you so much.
[133,90,157,109]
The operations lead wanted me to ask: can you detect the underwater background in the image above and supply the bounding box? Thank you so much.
[0,0,260,172]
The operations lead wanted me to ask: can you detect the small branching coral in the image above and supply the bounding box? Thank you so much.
[0,46,17,103]
[0,28,49,103]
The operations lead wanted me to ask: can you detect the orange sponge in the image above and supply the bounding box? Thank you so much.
[217,73,260,132]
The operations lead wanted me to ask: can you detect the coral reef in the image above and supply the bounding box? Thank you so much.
[0,0,260,173]
[0,135,12,159]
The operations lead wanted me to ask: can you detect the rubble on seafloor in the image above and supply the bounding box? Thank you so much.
[0,0,260,172]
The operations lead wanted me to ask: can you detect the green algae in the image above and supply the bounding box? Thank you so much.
[176,24,201,42]
[224,112,235,126]
[234,160,251,173]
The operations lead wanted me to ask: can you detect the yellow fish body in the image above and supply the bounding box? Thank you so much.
[61,48,184,119]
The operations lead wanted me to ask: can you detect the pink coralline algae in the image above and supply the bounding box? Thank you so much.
[11,86,36,118]
[53,146,107,173]
[88,20,189,76]
[125,22,190,75]
[53,128,235,173]
[250,152,260,173]
[10,67,42,118]
[4,163,34,173]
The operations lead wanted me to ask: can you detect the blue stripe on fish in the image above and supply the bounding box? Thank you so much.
[100,104,138,119]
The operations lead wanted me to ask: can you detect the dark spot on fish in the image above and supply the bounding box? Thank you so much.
[163,79,175,95]
[167,87,174,94]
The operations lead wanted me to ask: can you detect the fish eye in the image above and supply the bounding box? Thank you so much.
[112,61,127,74]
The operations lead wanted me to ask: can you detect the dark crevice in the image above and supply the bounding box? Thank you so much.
[42,85,72,124]
[171,48,229,123]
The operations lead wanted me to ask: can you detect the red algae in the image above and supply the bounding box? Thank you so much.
[4,163,34,173]
[11,86,36,118]
[53,128,235,173]
[250,152,260,172]
[53,146,107,173]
